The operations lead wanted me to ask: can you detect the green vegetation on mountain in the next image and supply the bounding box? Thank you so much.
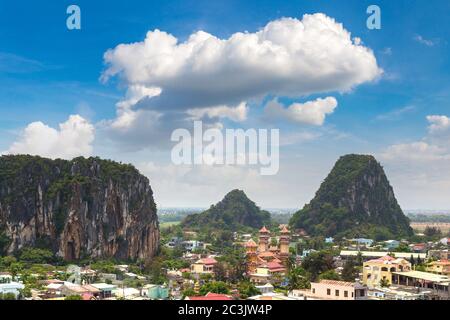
[0,154,159,261]
[290,154,413,240]
[181,189,270,232]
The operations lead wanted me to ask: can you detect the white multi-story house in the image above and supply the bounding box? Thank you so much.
[0,275,25,299]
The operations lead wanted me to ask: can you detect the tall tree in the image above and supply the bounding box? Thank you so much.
[341,257,359,282]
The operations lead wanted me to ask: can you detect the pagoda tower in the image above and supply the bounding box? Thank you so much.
[194,280,200,293]
[258,226,270,253]
[279,225,290,263]
[244,239,258,274]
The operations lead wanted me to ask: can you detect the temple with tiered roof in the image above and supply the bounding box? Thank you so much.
[244,225,291,283]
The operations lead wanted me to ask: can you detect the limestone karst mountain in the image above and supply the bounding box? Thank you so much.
[0,155,160,261]
[182,189,271,231]
[290,154,413,239]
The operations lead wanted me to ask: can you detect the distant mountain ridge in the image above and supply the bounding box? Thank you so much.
[290,154,413,239]
[181,189,271,231]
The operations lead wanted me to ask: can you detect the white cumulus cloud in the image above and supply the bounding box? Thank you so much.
[381,141,449,161]
[5,115,95,159]
[101,13,380,113]
[99,13,381,150]
[426,115,450,134]
[265,97,338,126]
[187,102,248,122]
[380,115,450,209]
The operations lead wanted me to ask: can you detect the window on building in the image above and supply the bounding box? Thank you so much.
[312,288,315,294]
[344,291,348,298]
[335,290,339,297]
[327,289,331,295]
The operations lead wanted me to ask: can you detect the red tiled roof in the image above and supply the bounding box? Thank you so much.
[82,293,95,300]
[82,284,101,293]
[244,239,257,248]
[430,260,450,266]
[280,225,289,233]
[266,261,285,271]
[259,226,270,233]
[42,279,64,285]
[319,280,357,287]
[258,251,275,258]
[257,257,266,263]
[368,255,396,263]
[188,293,232,301]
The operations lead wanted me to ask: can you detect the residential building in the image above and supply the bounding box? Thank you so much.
[167,237,182,248]
[141,284,169,299]
[368,287,427,300]
[392,271,450,300]
[90,283,117,298]
[384,240,400,250]
[239,234,253,241]
[43,280,65,298]
[115,265,129,273]
[351,238,374,248]
[426,260,450,276]
[308,280,368,300]
[0,275,24,299]
[182,240,204,252]
[60,283,100,298]
[300,249,316,259]
[363,255,412,288]
[190,257,217,275]
[428,249,450,261]
[112,287,140,299]
[341,250,426,261]
[325,237,334,244]
[249,261,286,285]
[97,273,117,282]
[255,283,274,294]
[124,272,146,280]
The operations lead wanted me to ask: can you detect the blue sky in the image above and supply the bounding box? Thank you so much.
[1,0,449,209]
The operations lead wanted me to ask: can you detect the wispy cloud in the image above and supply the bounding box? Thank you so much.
[0,52,46,73]
[375,105,416,121]
[414,34,439,47]
[380,47,392,55]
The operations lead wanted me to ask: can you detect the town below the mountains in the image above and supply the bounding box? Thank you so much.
[1,222,449,300]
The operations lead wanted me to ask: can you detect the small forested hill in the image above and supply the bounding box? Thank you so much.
[182,190,271,231]
[290,154,413,239]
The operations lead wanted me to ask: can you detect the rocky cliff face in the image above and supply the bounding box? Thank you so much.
[290,154,413,239]
[0,155,159,261]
